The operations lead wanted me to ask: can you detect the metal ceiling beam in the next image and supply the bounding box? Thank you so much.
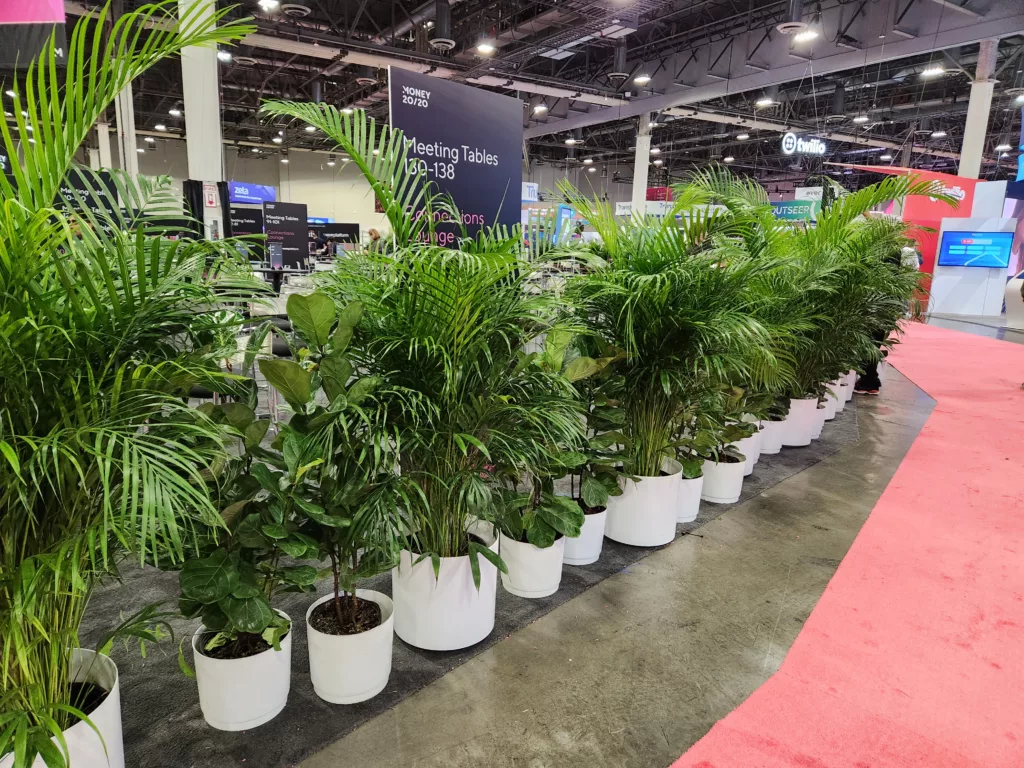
[524,0,1024,138]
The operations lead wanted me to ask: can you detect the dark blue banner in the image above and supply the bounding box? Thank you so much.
[388,68,522,239]
[229,180,277,205]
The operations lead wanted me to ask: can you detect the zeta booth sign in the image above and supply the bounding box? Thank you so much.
[388,68,522,240]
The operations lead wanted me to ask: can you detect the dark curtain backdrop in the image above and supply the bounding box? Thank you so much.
[182,179,204,239]
[217,181,233,238]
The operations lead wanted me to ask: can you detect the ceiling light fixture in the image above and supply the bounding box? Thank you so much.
[1016,93,1024,104]
[272,136,283,144]
[342,107,353,115]
[930,130,947,139]
[921,64,944,77]
[633,73,651,86]
[258,0,280,10]
[154,123,167,131]
[1001,152,1010,158]
[327,155,336,167]
[853,114,869,123]
[477,42,496,55]
[564,137,579,145]
[144,136,155,143]
[879,153,893,160]
[372,148,379,155]
[649,121,659,129]
[755,96,775,107]
[4,89,16,98]
[652,158,663,166]
[995,143,1012,152]
[304,125,316,133]
[216,50,232,62]
[736,132,749,140]
[583,158,594,165]
[281,156,289,164]
[136,147,145,153]
[533,103,548,114]
[587,166,597,172]
[649,146,661,154]
[724,156,735,163]
[168,107,182,117]
[793,28,819,43]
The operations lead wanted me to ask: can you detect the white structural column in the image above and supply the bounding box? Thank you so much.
[179,0,224,182]
[114,84,139,176]
[630,114,652,218]
[92,121,112,169]
[958,39,998,179]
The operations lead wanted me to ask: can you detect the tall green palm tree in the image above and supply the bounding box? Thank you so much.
[0,4,257,765]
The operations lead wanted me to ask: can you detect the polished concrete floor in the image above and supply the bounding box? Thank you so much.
[303,369,934,768]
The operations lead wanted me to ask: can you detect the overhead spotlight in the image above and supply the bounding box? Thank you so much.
[1016,93,1024,104]
[168,107,182,117]
[793,28,818,43]
[341,107,353,115]
[587,166,597,172]
[304,124,316,133]
[648,121,659,129]
[250,147,260,153]
[633,73,651,86]
[258,0,280,10]
[564,137,579,145]
[272,136,283,144]
[136,147,145,153]
[930,130,947,139]
[27,138,35,144]
[583,158,594,165]
[281,156,289,164]
[217,50,233,63]
[533,103,548,114]
[755,96,775,107]
[879,153,893,161]
[154,123,167,131]
[1001,152,1010,159]
[477,41,496,55]
[5,89,17,98]
[372,148,379,155]
[724,156,735,163]
[736,133,750,140]
[852,114,869,123]
[144,136,155,143]
[652,158,663,166]
[327,155,336,167]
[995,143,1012,152]
[649,146,661,154]
[921,65,944,77]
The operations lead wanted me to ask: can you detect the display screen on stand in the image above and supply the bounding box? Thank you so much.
[936,231,1014,268]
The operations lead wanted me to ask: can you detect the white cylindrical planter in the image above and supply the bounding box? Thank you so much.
[810,405,826,439]
[844,371,856,400]
[824,382,840,420]
[760,419,784,454]
[193,611,292,731]
[392,520,498,651]
[563,509,607,566]
[306,590,394,704]
[0,650,125,768]
[677,474,704,523]
[733,431,761,476]
[500,533,566,598]
[837,381,850,410]
[700,459,745,504]
[604,458,681,547]
[782,398,817,447]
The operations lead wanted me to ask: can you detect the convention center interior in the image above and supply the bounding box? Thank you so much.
[1,0,1023,766]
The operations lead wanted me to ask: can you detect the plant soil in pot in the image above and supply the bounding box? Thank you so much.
[0,649,126,768]
[306,589,394,704]
[500,532,566,598]
[701,457,744,504]
[563,502,607,566]
[392,520,499,651]
[677,473,703,523]
[782,397,817,447]
[760,418,784,454]
[604,458,681,547]
[192,611,292,731]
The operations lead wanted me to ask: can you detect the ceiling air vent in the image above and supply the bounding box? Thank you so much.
[234,55,258,66]
[608,40,628,81]
[776,0,808,35]
[429,0,455,51]
[280,2,312,18]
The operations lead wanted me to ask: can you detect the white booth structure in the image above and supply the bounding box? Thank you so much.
[927,217,1016,317]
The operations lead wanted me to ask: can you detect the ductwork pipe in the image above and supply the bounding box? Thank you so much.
[374,0,465,43]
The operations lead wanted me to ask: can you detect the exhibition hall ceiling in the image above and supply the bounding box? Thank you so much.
[63,0,1024,184]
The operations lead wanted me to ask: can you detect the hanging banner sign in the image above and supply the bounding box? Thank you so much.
[771,200,820,221]
[388,67,523,239]
[229,180,277,205]
[229,205,265,260]
[781,133,827,156]
[794,186,823,201]
[263,201,307,269]
[0,0,66,68]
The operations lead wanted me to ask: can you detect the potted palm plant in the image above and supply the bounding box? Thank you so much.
[259,102,587,649]
[0,5,257,766]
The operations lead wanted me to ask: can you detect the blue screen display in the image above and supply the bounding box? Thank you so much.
[228,181,277,205]
[937,231,1013,268]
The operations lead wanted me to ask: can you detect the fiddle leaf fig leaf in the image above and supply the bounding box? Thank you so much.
[287,291,335,348]
[581,475,609,508]
[258,358,312,410]
[222,594,274,634]
[219,402,256,431]
[563,356,602,382]
[180,550,238,604]
[320,356,353,402]
[243,419,270,449]
[346,376,381,405]
[337,300,364,331]
[526,519,557,549]
[537,494,585,539]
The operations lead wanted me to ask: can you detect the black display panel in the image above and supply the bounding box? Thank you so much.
[263,201,307,269]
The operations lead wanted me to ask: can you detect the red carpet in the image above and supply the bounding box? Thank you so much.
[672,322,1024,768]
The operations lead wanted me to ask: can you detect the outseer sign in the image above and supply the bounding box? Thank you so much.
[781,132,827,156]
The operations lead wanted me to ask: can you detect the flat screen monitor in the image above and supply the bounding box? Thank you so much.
[937,230,1014,268]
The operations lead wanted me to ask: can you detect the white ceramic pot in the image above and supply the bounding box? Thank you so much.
[810,405,826,439]
[604,458,681,547]
[836,381,850,411]
[500,533,566,598]
[782,397,817,447]
[844,370,857,400]
[392,520,498,651]
[306,590,394,704]
[824,382,840,420]
[563,508,607,565]
[0,650,125,768]
[700,459,745,504]
[733,430,761,476]
[677,474,704,523]
[760,419,784,454]
[193,610,292,731]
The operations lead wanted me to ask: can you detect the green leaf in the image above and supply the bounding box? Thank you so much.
[542,328,573,372]
[281,565,318,587]
[337,300,364,330]
[581,475,609,508]
[261,523,289,540]
[244,419,270,449]
[277,539,312,558]
[220,499,249,526]
[282,432,304,475]
[178,640,195,678]
[563,356,602,382]
[660,370,672,397]
[258,358,312,410]
[468,545,481,589]
[219,403,256,430]
[470,541,508,575]
[234,513,268,548]
[346,375,380,404]
[178,597,203,619]
[332,324,354,356]
[200,603,230,632]
[251,463,282,496]
[0,440,23,481]
[320,356,353,402]
[526,519,558,548]
[536,494,585,538]
[180,550,238,604]
[230,583,262,599]
[222,594,274,634]
[295,497,350,527]
[287,291,336,347]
